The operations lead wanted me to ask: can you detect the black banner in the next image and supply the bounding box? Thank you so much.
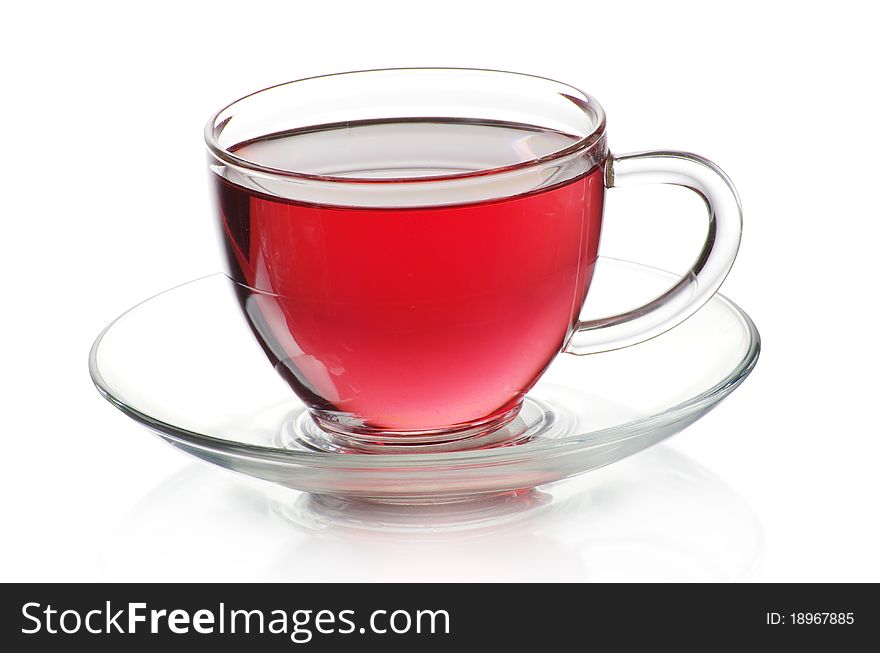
[1,583,875,650]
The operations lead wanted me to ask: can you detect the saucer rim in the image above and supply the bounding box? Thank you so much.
[89,258,760,468]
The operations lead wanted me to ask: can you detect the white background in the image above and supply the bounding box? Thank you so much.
[2,0,878,581]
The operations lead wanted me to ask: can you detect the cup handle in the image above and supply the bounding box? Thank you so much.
[565,151,742,355]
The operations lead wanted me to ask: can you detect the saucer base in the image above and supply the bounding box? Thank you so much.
[90,258,760,503]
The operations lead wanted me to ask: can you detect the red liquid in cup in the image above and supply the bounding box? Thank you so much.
[212,121,605,434]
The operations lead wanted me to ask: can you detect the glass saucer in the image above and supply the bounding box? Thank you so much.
[90,257,760,503]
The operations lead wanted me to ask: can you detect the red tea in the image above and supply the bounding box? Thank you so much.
[212,121,605,434]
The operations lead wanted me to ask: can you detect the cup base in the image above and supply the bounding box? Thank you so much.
[282,398,565,454]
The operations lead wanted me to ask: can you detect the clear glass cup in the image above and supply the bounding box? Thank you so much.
[204,68,742,451]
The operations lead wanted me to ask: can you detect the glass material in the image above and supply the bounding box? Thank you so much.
[205,69,743,444]
[90,258,760,503]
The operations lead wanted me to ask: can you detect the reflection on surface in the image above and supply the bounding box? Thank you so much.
[101,446,763,581]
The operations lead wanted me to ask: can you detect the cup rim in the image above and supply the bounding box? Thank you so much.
[204,67,607,185]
